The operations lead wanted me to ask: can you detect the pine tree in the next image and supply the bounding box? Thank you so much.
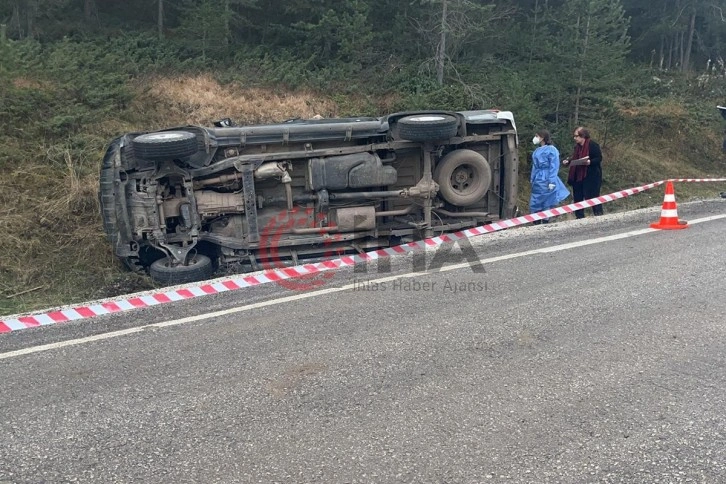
[553,0,631,124]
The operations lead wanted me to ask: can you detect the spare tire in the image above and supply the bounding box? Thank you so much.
[149,254,214,285]
[397,114,459,142]
[133,131,198,160]
[434,149,491,207]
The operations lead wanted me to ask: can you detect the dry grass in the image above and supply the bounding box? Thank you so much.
[615,99,689,120]
[0,141,136,315]
[12,77,47,90]
[133,74,340,126]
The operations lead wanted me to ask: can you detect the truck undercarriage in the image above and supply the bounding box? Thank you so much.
[100,111,519,284]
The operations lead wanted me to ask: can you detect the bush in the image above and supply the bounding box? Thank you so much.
[0,38,135,140]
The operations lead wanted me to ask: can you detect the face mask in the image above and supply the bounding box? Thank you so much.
[532,136,541,145]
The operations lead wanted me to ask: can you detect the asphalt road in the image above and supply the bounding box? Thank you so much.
[1,200,725,483]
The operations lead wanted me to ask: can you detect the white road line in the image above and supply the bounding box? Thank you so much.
[2,214,725,361]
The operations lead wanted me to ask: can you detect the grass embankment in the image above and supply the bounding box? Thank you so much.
[2,76,725,316]
[0,75,340,316]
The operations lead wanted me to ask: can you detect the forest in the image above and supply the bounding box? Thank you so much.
[2,0,726,314]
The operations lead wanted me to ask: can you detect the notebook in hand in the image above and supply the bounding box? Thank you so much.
[568,156,590,166]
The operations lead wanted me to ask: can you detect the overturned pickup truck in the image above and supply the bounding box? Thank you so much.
[100,110,519,284]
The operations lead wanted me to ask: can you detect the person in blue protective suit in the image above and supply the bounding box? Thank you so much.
[530,129,570,224]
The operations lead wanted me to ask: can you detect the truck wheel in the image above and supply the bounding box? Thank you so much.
[397,114,458,142]
[149,254,214,285]
[132,131,198,160]
[434,149,491,207]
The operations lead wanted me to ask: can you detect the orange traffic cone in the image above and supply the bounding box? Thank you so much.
[650,181,688,230]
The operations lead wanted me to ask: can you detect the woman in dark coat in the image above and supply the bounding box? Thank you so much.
[563,127,603,219]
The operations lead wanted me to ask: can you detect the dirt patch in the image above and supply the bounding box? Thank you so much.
[267,362,327,398]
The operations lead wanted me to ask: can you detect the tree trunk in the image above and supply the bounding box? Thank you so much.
[573,12,591,126]
[436,0,448,86]
[202,29,207,62]
[677,29,684,69]
[224,0,230,45]
[84,0,96,21]
[158,0,164,39]
[674,0,681,69]
[26,0,37,39]
[529,0,539,66]
[682,10,695,72]
[657,0,669,70]
[10,1,21,38]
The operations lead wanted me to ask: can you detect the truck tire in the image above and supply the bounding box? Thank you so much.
[132,131,198,160]
[397,114,458,142]
[149,254,214,285]
[434,149,491,207]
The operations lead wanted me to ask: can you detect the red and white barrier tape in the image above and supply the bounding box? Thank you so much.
[2,177,725,334]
